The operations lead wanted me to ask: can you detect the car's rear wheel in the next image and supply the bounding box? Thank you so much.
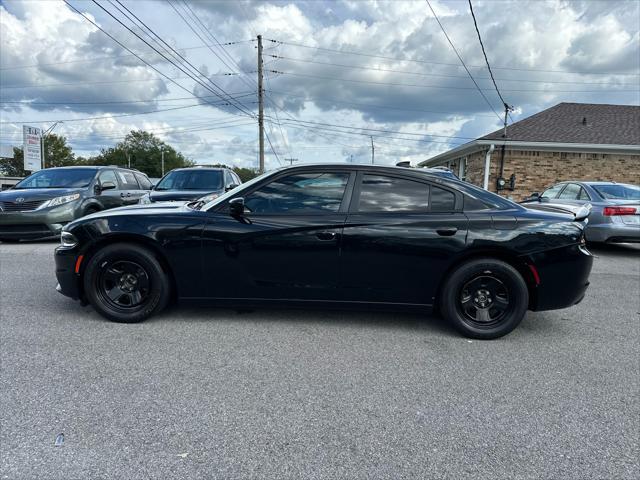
[83,243,170,323]
[440,258,528,339]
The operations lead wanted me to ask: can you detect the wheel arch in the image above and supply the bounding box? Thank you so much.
[434,248,538,313]
[79,233,178,302]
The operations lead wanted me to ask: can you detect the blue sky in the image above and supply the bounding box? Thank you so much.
[1,0,639,170]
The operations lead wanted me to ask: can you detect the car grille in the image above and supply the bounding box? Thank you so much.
[0,200,46,212]
[0,224,50,234]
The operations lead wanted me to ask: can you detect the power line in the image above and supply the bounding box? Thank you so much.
[265,116,475,140]
[177,0,259,91]
[267,70,637,94]
[264,130,282,166]
[61,0,250,121]
[268,39,640,77]
[0,40,253,71]
[104,0,255,117]
[0,92,254,106]
[266,89,496,118]
[269,54,637,87]
[0,102,220,124]
[468,0,508,109]
[423,0,501,119]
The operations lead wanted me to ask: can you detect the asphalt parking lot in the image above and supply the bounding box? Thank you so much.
[1,241,638,480]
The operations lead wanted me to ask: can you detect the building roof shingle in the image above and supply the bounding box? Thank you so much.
[481,102,640,145]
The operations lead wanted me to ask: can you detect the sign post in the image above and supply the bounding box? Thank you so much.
[22,125,42,172]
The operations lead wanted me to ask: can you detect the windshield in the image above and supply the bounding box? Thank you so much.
[155,170,223,191]
[593,184,640,200]
[15,168,96,189]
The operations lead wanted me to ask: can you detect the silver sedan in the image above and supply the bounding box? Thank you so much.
[521,181,640,244]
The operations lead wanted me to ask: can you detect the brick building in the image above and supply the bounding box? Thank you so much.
[418,103,640,201]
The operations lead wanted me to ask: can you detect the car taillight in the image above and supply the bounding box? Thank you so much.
[603,206,637,216]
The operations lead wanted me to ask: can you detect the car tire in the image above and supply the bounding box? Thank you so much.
[83,243,170,323]
[440,258,528,339]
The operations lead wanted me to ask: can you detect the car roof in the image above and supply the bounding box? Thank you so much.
[170,166,227,171]
[274,162,457,181]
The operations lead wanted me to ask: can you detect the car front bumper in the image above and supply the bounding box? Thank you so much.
[0,203,78,240]
[54,245,82,300]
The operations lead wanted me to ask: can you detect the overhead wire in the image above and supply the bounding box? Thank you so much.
[104,0,255,117]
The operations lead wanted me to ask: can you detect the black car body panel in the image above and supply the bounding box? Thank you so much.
[0,166,152,240]
[55,164,593,316]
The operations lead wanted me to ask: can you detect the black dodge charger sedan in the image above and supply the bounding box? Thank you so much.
[55,164,593,339]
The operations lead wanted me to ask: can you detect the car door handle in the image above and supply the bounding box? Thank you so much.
[436,227,458,236]
[126,193,131,197]
[120,193,125,198]
[316,231,338,241]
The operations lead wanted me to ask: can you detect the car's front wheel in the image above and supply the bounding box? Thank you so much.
[440,258,528,339]
[83,243,170,323]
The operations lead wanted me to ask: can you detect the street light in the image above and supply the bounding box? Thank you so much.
[42,121,62,169]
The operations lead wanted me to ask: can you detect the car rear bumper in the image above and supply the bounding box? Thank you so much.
[528,243,594,311]
[0,205,76,240]
[54,246,82,300]
[586,222,640,243]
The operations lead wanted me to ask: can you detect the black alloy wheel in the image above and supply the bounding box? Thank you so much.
[440,258,528,339]
[83,243,170,323]
[97,260,151,310]
[458,274,511,327]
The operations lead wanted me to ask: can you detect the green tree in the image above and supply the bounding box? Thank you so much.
[0,147,27,177]
[89,130,193,178]
[207,163,259,183]
[42,133,79,168]
[232,166,259,182]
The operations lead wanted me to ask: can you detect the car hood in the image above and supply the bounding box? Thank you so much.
[0,187,84,202]
[149,189,222,202]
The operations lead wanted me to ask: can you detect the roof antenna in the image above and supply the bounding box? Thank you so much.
[582,117,587,125]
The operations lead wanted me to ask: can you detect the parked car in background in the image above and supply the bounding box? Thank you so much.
[521,181,640,244]
[55,164,593,339]
[0,166,152,241]
[139,166,241,205]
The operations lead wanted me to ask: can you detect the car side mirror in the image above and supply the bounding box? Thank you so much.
[228,197,245,216]
[226,183,239,192]
[100,181,117,192]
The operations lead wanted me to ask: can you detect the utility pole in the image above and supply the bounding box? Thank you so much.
[370,136,375,164]
[41,121,62,169]
[161,146,165,176]
[257,35,265,174]
[127,153,131,169]
[497,103,513,188]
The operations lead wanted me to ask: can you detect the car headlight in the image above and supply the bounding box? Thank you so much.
[37,193,80,210]
[197,193,220,203]
[139,193,152,204]
[60,231,78,248]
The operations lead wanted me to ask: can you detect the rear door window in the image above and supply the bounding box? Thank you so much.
[430,185,456,212]
[117,171,140,189]
[134,173,152,190]
[541,184,564,199]
[357,175,430,212]
[558,183,582,200]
